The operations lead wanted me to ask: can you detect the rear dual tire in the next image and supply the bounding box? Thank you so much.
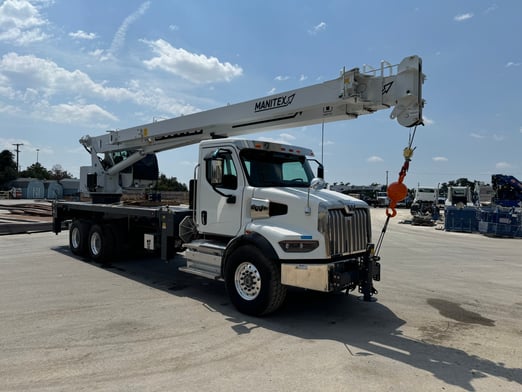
[69,220,89,256]
[87,224,116,264]
[69,220,116,264]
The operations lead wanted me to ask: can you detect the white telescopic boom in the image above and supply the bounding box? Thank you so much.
[81,55,424,159]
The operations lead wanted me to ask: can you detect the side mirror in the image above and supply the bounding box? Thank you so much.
[317,164,324,179]
[205,154,236,204]
[310,177,326,191]
[209,158,224,185]
[307,158,324,179]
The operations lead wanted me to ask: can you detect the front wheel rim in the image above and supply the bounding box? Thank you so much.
[234,262,261,301]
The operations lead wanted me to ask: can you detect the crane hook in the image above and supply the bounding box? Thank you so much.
[376,126,419,256]
[385,135,417,218]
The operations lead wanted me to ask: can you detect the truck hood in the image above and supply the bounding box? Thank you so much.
[246,186,371,260]
[252,186,368,211]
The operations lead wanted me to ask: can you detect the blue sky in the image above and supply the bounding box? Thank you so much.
[0,0,521,188]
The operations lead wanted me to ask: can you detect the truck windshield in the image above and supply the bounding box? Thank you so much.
[240,149,314,187]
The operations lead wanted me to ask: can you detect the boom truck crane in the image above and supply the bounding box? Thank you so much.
[53,55,424,316]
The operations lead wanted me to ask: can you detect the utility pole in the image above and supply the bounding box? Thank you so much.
[12,143,23,174]
[36,148,40,164]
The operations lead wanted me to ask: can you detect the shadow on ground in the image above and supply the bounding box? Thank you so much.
[53,245,521,392]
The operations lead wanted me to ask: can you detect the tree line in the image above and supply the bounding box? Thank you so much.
[0,149,73,187]
[0,149,187,191]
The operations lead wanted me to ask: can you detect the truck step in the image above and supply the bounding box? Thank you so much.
[181,239,226,280]
[183,239,226,255]
[179,266,222,280]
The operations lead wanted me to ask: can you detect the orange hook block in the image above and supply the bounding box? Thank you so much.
[386,181,408,218]
[387,181,408,203]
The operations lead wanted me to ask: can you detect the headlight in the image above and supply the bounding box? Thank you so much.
[279,240,319,253]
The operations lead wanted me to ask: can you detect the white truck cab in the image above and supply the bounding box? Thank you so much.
[195,138,370,257]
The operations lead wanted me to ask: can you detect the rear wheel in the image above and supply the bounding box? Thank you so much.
[69,220,89,256]
[225,245,286,316]
[87,224,115,263]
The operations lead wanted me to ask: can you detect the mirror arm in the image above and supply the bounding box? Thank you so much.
[211,185,236,204]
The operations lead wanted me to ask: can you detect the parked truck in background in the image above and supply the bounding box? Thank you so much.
[376,191,390,207]
[53,55,425,315]
[410,186,440,225]
[410,187,438,213]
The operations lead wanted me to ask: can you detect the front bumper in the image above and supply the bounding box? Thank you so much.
[280,248,380,293]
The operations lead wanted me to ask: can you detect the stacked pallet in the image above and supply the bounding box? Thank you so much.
[0,202,53,235]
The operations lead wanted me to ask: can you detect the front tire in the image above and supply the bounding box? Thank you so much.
[225,245,286,316]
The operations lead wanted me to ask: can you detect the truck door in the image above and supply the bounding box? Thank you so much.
[197,146,244,236]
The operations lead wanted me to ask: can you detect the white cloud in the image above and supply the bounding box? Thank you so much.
[279,133,296,142]
[470,132,485,139]
[69,30,98,40]
[495,162,512,169]
[0,102,21,115]
[469,131,510,142]
[0,0,50,45]
[275,75,290,81]
[0,52,134,101]
[484,4,498,14]
[125,82,198,115]
[35,102,118,124]
[367,156,384,163]
[142,39,243,84]
[0,52,198,124]
[432,156,448,162]
[454,13,474,22]
[106,1,150,59]
[89,48,105,58]
[299,74,308,82]
[308,21,327,35]
[506,61,521,68]
[422,116,434,126]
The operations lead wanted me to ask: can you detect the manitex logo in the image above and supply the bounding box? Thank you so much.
[255,93,295,112]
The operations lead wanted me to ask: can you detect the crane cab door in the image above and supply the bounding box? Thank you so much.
[196,146,244,236]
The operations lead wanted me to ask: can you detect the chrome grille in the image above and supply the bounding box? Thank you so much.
[326,207,370,256]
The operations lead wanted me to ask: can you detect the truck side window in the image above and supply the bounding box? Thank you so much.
[206,151,238,190]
